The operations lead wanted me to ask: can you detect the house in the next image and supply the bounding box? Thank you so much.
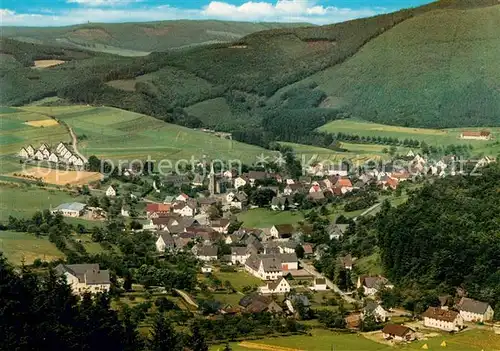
[121,207,130,217]
[41,148,50,159]
[335,177,353,193]
[248,171,268,186]
[282,183,301,196]
[307,190,326,202]
[210,219,230,234]
[201,266,213,274]
[172,202,196,217]
[26,144,35,157]
[459,130,492,140]
[382,324,415,342]
[230,192,248,209]
[73,157,84,166]
[55,263,110,295]
[357,276,392,296]
[340,254,353,270]
[105,186,116,197]
[155,232,175,252]
[164,175,190,187]
[33,150,44,160]
[175,193,190,202]
[327,162,349,177]
[231,247,250,265]
[68,155,78,165]
[245,254,283,280]
[48,152,59,163]
[146,203,171,218]
[234,176,248,189]
[457,297,494,322]
[363,301,389,322]
[327,223,349,240]
[56,142,65,153]
[271,196,289,211]
[285,294,310,314]
[52,202,86,217]
[163,195,175,205]
[18,147,30,159]
[422,307,464,332]
[239,294,283,314]
[302,243,314,257]
[195,245,218,261]
[270,224,294,239]
[259,277,291,294]
[311,278,328,291]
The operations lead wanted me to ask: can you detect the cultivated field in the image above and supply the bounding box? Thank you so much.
[21,105,272,164]
[319,119,500,155]
[33,59,65,68]
[10,167,103,185]
[0,231,64,265]
[25,119,59,127]
[212,328,500,351]
[0,108,70,172]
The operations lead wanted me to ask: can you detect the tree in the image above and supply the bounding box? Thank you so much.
[149,314,182,351]
[295,244,305,259]
[189,323,208,351]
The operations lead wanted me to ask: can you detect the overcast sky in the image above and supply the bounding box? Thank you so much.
[1,0,432,26]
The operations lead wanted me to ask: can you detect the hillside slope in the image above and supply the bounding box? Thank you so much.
[1,21,309,55]
[297,4,500,128]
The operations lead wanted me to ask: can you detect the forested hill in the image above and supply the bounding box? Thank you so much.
[376,164,500,308]
[1,0,500,136]
[1,20,310,55]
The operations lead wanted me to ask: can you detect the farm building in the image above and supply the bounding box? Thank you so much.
[457,297,494,322]
[382,324,416,341]
[52,202,86,217]
[55,263,110,295]
[422,307,464,332]
[459,130,492,140]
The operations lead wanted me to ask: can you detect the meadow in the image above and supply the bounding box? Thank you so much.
[211,328,500,351]
[0,230,64,265]
[21,106,272,164]
[237,208,305,228]
[0,182,86,222]
[319,119,500,156]
[0,108,70,162]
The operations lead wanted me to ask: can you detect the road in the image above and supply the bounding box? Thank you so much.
[300,260,357,304]
[173,288,198,308]
[353,202,382,221]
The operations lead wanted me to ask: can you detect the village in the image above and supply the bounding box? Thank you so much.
[40,148,499,348]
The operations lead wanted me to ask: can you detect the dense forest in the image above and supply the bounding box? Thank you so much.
[376,164,500,308]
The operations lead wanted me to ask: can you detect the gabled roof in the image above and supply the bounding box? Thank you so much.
[364,301,383,313]
[307,191,325,201]
[336,177,353,188]
[54,202,86,212]
[266,276,288,291]
[196,245,218,257]
[422,307,460,322]
[360,276,388,289]
[382,324,413,337]
[158,232,175,246]
[55,263,110,285]
[211,218,230,228]
[457,297,490,315]
[248,171,268,180]
[146,203,171,213]
[327,223,349,235]
[231,246,248,256]
[273,224,294,235]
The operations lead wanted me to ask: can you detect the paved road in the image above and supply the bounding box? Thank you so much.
[173,288,198,308]
[300,260,357,304]
[354,202,382,221]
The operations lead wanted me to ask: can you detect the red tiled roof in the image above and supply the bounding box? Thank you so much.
[146,203,171,213]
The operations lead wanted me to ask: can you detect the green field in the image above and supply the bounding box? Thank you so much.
[0,183,86,221]
[21,105,271,164]
[211,328,500,351]
[0,231,64,264]
[237,208,304,228]
[0,108,71,172]
[319,119,500,156]
[213,271,263,292]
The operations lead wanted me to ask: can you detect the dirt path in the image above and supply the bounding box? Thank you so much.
[238,342,304,351]
[173,289,198,308]
[66,123,88,163]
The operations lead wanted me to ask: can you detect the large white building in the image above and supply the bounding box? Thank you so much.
[55,263,111,295]
[457,297,495,322]
[51,202,86,217]
[244,253,298,280]
[422,307,464,332]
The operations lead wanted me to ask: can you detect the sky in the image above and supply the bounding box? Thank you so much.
[0,0,432,26]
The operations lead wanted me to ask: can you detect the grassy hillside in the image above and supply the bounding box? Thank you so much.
[19,105,271,163]
[319,119,500,155]
[1,21,309,55]
[298,4,500,128]
[1,0,499,147]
